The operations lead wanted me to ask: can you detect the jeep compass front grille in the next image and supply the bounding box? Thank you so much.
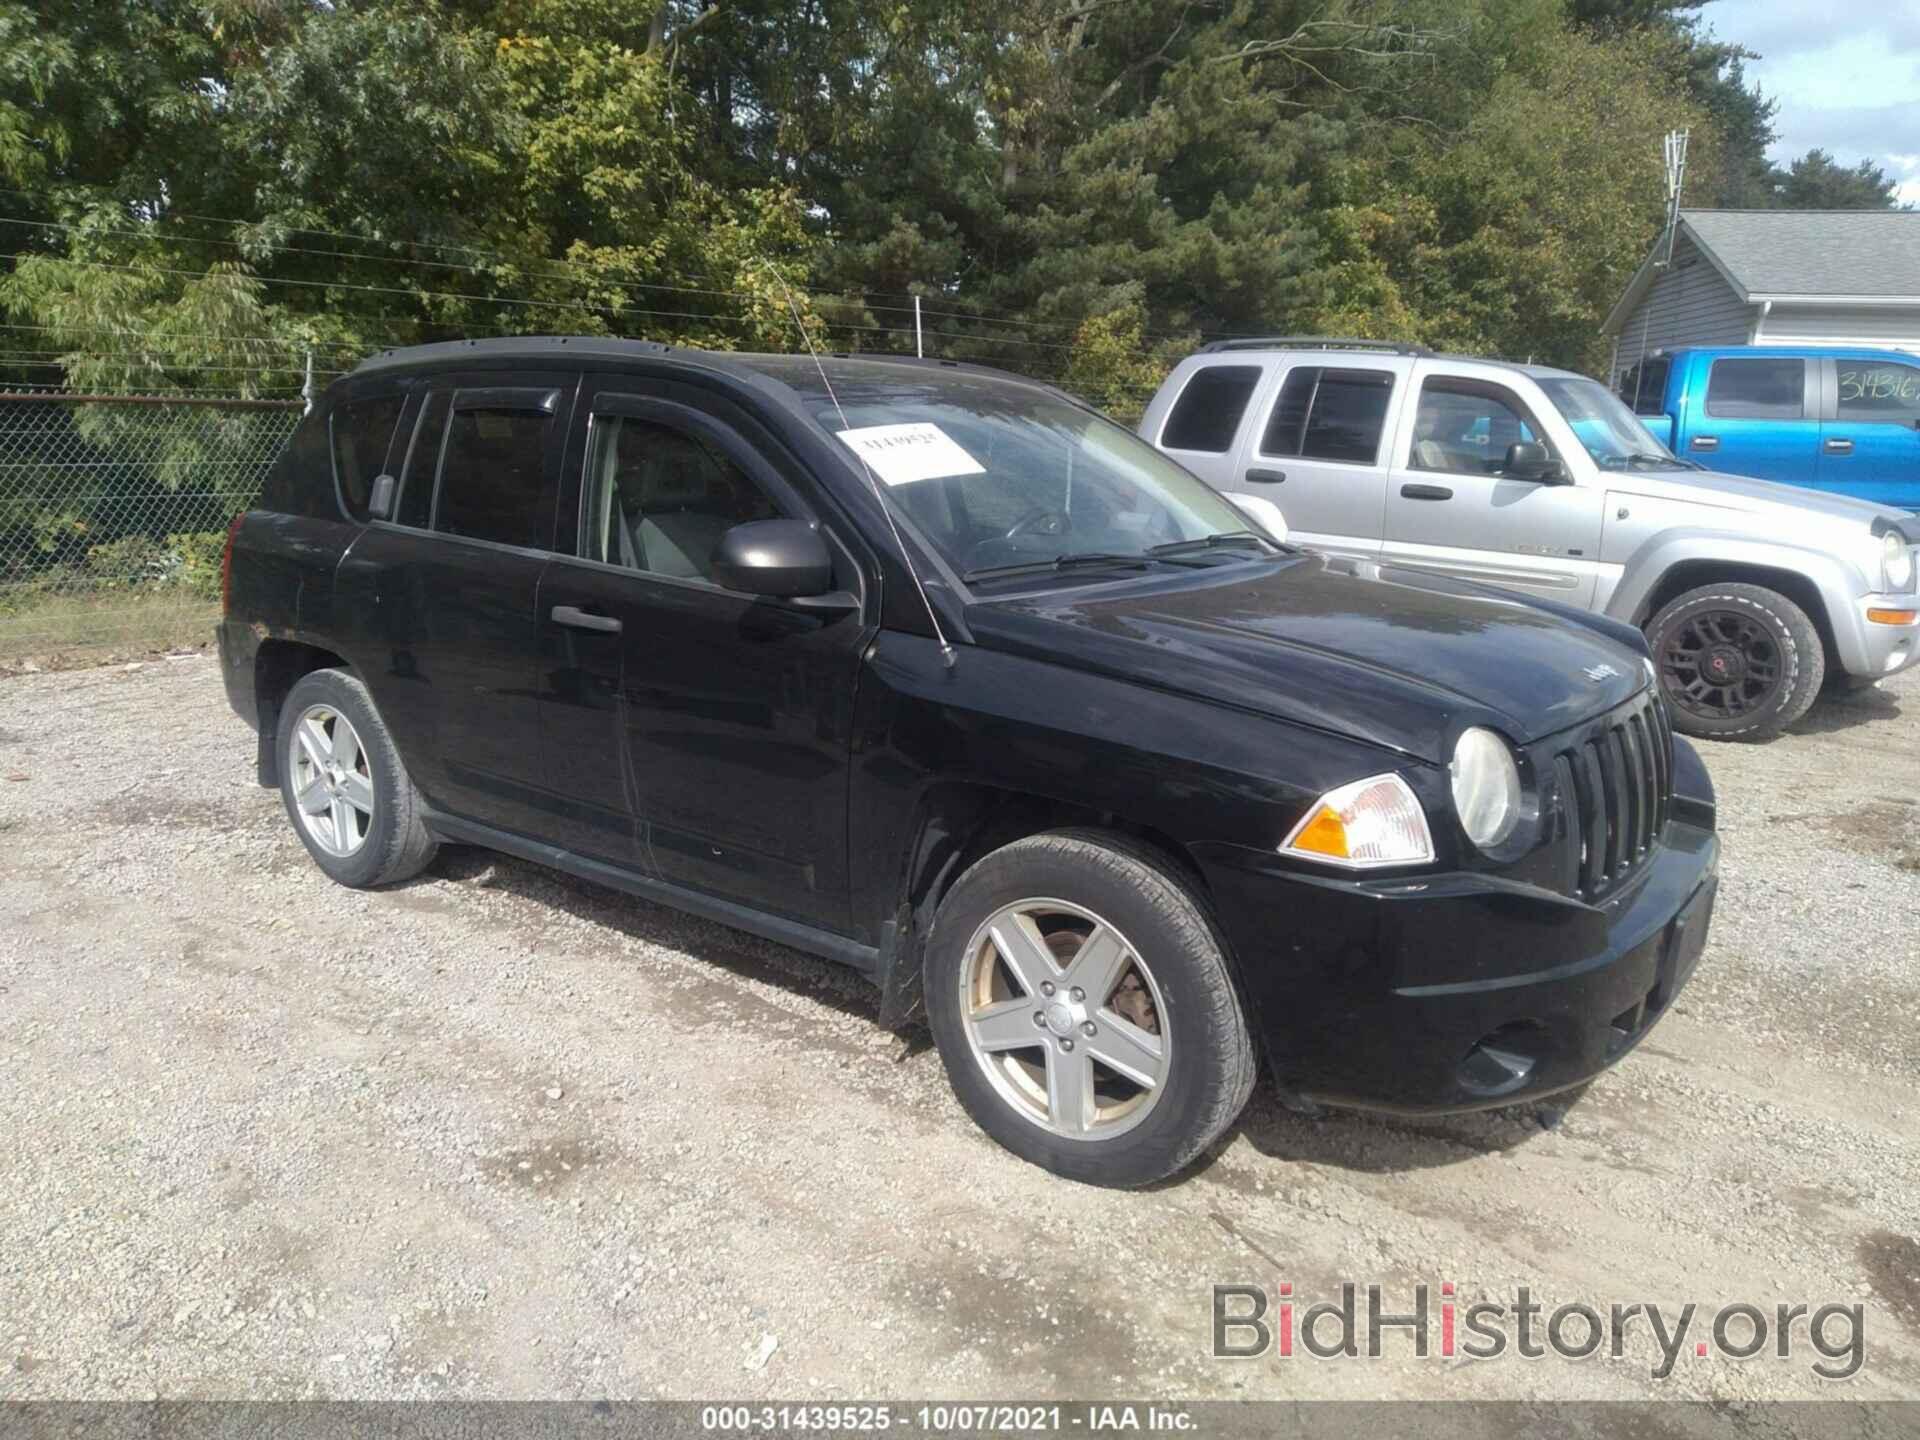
[1546,691,1674,901]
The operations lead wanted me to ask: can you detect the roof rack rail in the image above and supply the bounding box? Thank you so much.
[1196,336,1433,357]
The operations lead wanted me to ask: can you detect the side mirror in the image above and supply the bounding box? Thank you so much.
[1503,441,1565,483]
[1227,492,1289,544]
[710,518,834,598]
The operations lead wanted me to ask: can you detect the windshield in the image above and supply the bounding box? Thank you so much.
[810,382,1264,582]
[1537,376,1685,469]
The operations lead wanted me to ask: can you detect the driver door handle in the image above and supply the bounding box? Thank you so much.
[1823,437,1854,455]
[1400,483,1453,501]
[1244,468,1287,484]
[551,605,622,634]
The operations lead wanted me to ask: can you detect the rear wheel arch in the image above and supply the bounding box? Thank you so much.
[253,640,352,786]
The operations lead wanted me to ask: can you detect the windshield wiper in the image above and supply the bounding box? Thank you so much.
[1148,529,1277,558]
[1604,451,1706,472]
[961,552,1160,583]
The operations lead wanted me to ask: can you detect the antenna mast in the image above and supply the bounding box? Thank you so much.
[1629,128,1690,405]
[1659,128,1689,267]
[762,263,957,669]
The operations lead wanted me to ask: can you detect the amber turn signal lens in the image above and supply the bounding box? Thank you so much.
[1289,805,1354,859]
[1866,608,1917,625]
[1280,773,1435,869]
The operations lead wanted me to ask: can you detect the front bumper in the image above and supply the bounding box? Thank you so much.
[1197,814,1720,1115]
[1845,593,1920,679]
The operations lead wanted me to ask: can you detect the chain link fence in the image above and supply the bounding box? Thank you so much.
[0,392,303,664]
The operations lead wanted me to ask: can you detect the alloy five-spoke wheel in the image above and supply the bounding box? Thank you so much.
[275,667,437,888]
[926,830,1256,1187]
[960,899,1169,1140]
[288,704,375,857]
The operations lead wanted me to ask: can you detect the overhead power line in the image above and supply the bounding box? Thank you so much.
[0,189,1236,348]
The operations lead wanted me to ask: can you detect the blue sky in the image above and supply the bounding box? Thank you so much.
[1699,0,1920,204]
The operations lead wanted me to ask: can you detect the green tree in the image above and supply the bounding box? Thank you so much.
[1764,149,1905,210]
[1301,9,1714,371]
[1565,0,1777,209]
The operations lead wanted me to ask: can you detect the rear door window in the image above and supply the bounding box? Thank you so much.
[1160,366,1261,453]
[1836,360,1920,425]
[430,390,562,549]
[392,391,448,529]
[330,392,405,521]
[1260,366,1395,465]
[1705,358,1805,419]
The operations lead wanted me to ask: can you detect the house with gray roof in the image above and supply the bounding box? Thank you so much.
[1603,209,1920,383]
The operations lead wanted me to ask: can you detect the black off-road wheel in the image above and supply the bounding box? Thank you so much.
[923,830,1257,1188]
[276,668,438,888]
[1646,583,1824,741]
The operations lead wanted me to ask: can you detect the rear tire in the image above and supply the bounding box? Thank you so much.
[924,830,1256,1188]
[277,668,438,888]
[1645,583,1823,741]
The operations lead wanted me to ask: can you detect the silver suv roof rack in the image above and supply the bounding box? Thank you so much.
[1196,336,1433,357]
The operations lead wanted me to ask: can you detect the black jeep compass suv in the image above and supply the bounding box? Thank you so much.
[218,337,1719,1186]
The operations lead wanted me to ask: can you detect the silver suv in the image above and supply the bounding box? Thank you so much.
[1139,339,1920,740]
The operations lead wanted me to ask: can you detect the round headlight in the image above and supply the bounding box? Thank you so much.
[1451,727,1521,851]
[1883,531,1915,592]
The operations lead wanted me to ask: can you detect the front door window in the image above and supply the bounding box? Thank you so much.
[1409,380,1551,476]
[582,416,782,583]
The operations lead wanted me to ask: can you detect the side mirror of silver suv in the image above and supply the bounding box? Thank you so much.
[1503,442,1566,484]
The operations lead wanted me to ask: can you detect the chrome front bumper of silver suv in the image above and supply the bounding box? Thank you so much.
[1846,592,1920,679]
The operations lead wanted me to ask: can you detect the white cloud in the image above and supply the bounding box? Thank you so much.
[1699,1,1920,178]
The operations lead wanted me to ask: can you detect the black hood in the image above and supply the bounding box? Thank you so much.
[963,553,1650,763]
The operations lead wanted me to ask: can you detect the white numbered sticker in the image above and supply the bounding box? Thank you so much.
[835,423,985,487]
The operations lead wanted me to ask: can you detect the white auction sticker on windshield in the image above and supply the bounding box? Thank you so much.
[835,423,985,486]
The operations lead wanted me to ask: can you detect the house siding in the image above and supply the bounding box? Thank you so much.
[1610,234,1755,372]
[1754,304,1920,352]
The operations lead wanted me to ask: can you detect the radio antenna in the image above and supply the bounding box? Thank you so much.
[760,262,956,669]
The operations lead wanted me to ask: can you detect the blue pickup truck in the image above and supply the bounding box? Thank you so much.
[1618,346,1920,510]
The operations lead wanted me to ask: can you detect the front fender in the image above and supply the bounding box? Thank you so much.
[1605,531,1871,663]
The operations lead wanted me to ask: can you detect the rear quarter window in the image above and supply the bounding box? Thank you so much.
[1160,365,1262,453]
[257,408,334,519]
[330,393,407,522]
[1617,358,1670,415]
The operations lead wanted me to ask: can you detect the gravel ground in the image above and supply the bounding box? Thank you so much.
[0,655,1915,1405]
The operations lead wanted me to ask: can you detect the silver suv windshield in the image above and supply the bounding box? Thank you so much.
[1537,376,1697,470]
[808,384,1269,582]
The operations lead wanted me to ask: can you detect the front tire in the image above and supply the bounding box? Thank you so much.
[277,668,438,888]
[924,830,1256,1187]
[1645,583,1824,741]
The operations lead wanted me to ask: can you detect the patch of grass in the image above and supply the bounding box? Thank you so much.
[0,588,219,670]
